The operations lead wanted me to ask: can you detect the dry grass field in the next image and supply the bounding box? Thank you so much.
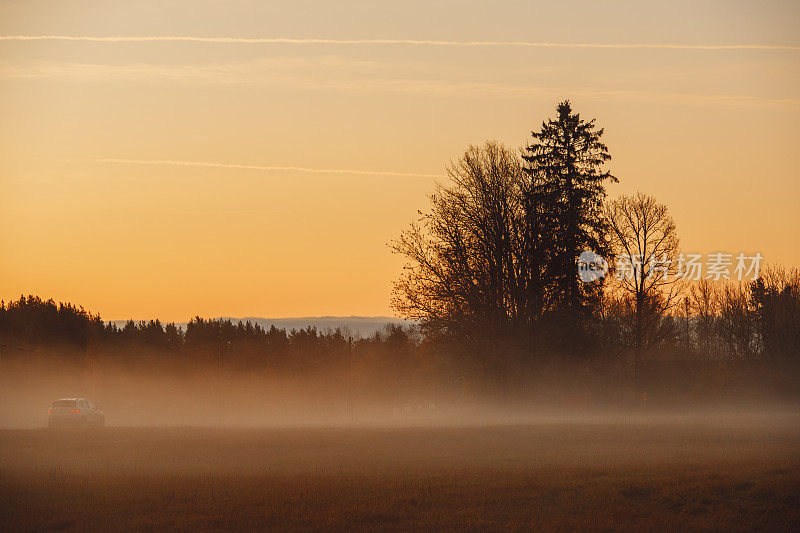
[1,415,799,531]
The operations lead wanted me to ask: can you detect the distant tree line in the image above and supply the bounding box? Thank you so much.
[0,295,417,372]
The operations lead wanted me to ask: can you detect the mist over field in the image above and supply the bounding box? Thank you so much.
[2,340,800,531]
[1,344,798,429]
[1,356,799,530]
[1,304,798,530]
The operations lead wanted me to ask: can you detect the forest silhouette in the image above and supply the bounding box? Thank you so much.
[1,101,798,405]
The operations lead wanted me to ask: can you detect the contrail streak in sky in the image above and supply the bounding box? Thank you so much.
[90,158,440,179]
[1,35,798,50]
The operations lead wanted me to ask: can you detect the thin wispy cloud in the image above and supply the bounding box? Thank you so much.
[1,35,798,51]
[4,60,796,110]
[89,158,441,179]
[0,56,384,84]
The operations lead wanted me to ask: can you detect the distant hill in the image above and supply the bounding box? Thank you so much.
[109,316,409,338]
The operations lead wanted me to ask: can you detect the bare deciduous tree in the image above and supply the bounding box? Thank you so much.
[391,141,526,376]
[605,192,682,377]
[689,280,719,359]
[717,282,757,360]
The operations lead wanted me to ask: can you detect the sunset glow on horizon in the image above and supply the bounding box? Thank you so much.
[2,0,799,322]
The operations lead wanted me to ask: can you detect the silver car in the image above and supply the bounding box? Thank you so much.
[48,398,105,428]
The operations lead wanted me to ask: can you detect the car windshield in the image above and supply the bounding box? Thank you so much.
[52,400,77,408]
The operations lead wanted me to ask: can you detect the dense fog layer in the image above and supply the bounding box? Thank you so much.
[2,352,797,429]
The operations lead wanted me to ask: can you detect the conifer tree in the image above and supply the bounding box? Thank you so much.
[522,101,617,320]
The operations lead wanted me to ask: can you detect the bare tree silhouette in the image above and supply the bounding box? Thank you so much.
[605,192,682,380]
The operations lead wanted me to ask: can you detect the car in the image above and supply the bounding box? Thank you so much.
[48,397,105,428]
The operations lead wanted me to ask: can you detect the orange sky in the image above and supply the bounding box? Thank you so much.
[1,1,799,321]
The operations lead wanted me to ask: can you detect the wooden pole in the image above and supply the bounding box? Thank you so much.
[347,337,353,424]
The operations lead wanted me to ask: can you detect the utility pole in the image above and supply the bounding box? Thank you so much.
[347,336,353,424]
[217,335,223,427]
[684,297,691,353]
